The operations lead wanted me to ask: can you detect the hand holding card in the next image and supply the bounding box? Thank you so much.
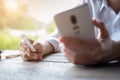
[21,34,36,52]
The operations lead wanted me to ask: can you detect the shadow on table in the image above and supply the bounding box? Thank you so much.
[84,60,120,68]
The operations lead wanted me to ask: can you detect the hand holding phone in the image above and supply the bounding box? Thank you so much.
[54,3,95,40]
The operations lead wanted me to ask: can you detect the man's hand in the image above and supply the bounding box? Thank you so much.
[20,38,55,61]
[20,39,44,61]
[59,20,115,65]
[60,38,103,65]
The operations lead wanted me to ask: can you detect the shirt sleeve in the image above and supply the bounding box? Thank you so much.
[45,29,60,52]
[111,31,120,42]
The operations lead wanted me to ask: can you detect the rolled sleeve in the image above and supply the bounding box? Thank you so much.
[45,29,60,52]
[47,37,60,52]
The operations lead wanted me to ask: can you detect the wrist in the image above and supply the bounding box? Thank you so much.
[34,40,54,56]
[42,41,55,55]
[99,39,120,62]
[97,39,113,63]
[100,39,112,53]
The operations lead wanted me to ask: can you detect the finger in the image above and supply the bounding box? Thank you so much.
[22,51,32,61]
[63,47,93,65]
[60,36,99,51]
[93,19,109,39]
[20,41,26,47]
[28,39,34,44]
[63,46,75,63]
[20,38,34,49]
[20,44,34,57]
[33,42,43,53]
[20,39,33,46]
[60,36,82,45]
[20,42,28,49]
[59,36,69,43]
[20,43,42,59]
[20,45,35,61]
[22,51,40,61]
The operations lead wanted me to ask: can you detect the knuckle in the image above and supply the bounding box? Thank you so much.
[99,21,104,26]
[22,55,29,61]
[22,52,42,61]
[22,53,28,58]
[33,42,43,52]
[20,41,24,47]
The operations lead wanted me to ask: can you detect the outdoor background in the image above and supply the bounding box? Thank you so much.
[0,0,56,50]
[0,0,79,50]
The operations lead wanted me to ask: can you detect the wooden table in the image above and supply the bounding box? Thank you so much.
[0,50,120,80]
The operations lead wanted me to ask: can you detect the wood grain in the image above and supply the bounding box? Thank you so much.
[0,50,120,80]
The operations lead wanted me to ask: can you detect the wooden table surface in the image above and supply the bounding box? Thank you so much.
[0,50,120,80]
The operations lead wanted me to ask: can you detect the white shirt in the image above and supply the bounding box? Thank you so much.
[45,0,120,52]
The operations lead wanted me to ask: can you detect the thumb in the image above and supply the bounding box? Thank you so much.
[93,19,109,39]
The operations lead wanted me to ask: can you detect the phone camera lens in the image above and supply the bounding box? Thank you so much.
[71,15,77,24]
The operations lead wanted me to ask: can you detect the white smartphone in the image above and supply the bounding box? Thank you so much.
[54,3,95,40]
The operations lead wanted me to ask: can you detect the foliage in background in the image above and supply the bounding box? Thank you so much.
[0,0,55,50]
[0,0,46,30]
[0,29,40,50]
[0,0,35,50]
[0,29,21,50]
[47,21,56,34]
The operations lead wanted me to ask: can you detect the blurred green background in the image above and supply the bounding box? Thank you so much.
[0,0,55,50]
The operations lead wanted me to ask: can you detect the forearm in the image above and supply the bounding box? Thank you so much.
[97,40,120,63]
[42,41,55,55]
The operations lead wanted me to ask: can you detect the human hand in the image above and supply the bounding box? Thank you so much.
[59,20,113,65]
[20,39,44,61]
[60,37,103,65]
